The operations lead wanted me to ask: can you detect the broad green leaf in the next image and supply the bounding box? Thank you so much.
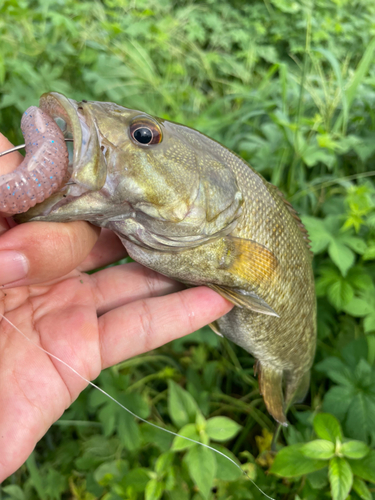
[328,457,353,500]
[118,411,140,451]
[168,380,199,429]
[301,440,335,460]
[270,444,327,478]
[313,413,343,443]
[122,468,150,492]
[205,416,242,442]
[349,451,375,483]
[301,216,331,254]
[323,386,353,421]
[185,446,216,499]
[145,479,164,500]
[210,444,242,482]
[328,240,355,276]
[364,313,375,333]
[352,477,372,500]
[340,441,370,460]
[327,279,354,310]
[1,486,26,500]
[345,392,375,443]
[155,452,174,475]
[94,461,120,486]
[171,423,200,451]
[343,297,373,318]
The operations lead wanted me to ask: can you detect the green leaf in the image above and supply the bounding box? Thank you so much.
[343,297,373,317]
[155,452,174,475]
[301,440,335,460]
[205,417,242,442]
[122,468,150,492]
[26,453,46,499]
[210,444,242,482]
[145,478,164,500]
[301,216,331,254]
[185,446,216,499]
[340,441,370,460]
[270,444,327,478]
[1,486,26,500]
[364,313,375,333]
[349,450,375,483]
[168,380,199,429]
[313,413,343,443]
[352,477,372,500]
[328,457,353,500]
[327,279,354,310]
[328,240,355,276]
[171,424,200,451]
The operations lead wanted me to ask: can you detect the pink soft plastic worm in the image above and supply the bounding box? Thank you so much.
[0,106,69,216]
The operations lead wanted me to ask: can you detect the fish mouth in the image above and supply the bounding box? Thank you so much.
[15,92,107,223]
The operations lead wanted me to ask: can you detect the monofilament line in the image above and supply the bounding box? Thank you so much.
[1,313,276,500]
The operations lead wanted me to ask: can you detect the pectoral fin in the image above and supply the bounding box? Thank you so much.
[208,284,279,317]
[257,362,287,426]
[223,235,279,288]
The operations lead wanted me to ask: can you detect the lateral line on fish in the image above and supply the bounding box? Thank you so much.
[0,312,276,500]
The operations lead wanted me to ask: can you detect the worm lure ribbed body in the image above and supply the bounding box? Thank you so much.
[0,106,69,216]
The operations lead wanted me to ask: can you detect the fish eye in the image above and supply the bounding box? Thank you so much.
[129,117,162,146]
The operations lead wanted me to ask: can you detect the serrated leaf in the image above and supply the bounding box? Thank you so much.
[270,444,327,478]
[329,457,353,500]
[185,446,216,499]
[171,423,200,451]
[301,440,335,460]
[327,280,354,310]
[352,477,372,500]
[168,381,199,429]
[345,392,375,443]
[340,441,370,460]
[205,417,242,442]
[323,386,354,421]
[313,413,343,443]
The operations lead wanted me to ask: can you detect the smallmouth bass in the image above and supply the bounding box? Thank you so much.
[15,92,316,425]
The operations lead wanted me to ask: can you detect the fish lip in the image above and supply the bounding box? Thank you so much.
[15,92,106,223]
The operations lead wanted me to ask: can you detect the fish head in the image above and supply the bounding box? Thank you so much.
[16,92,243,245]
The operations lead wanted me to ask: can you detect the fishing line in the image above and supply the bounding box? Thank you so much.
[0,312,276,500]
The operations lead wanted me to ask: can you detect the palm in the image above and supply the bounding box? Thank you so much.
[0,273,102,476]
[0,136,232,482]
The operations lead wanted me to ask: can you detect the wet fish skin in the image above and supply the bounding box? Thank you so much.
[17,92,316,424]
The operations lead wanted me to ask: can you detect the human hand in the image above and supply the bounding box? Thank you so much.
[0,133,233,482]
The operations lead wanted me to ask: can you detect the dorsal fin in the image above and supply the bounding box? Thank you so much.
[268,183,313,256]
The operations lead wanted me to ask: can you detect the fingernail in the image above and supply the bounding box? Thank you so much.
[0,251,29,286]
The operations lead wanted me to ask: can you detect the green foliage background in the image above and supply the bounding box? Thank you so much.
[1,0,375,499]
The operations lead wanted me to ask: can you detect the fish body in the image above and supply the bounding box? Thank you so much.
[17,93,316,424]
